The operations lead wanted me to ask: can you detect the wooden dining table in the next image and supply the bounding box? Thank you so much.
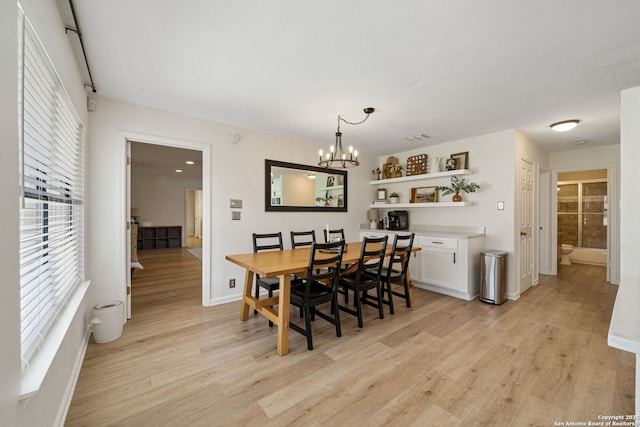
[225,241,420,355]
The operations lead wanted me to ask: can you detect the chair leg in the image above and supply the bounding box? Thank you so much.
[333,295,342,337]
[267,289,274,328]
[304,305,313,350]
[386,280,395,315]
[376,283,385,320]
[254,283,259,315]
[355,289,364,328]
[403,278,411,308]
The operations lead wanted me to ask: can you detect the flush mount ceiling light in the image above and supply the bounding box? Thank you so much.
[318,107,375,168]
[550,119,580,132]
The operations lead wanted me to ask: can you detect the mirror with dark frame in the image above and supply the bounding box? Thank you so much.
[265,159,348,212]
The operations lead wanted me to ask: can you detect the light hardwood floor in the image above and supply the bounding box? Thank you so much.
[66,249,635,426]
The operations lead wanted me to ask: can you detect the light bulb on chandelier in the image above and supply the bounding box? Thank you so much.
[318,107,374,168]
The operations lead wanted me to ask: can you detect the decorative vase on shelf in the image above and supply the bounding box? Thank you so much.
[438,176,480,203]
[430,157,443,173]
[389,196,399,204]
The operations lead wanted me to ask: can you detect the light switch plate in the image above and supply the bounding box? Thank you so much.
[497,201,504,210]
[231,211,241,220]
[230,199,242,208]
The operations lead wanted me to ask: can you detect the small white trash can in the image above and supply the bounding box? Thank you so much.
[91,301,124,343]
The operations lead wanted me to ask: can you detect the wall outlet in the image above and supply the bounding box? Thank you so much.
[229,278,236,288]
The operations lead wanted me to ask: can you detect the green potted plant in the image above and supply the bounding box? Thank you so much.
[389,192,400,203]
[316,190,334,206]
[438,176,480,202]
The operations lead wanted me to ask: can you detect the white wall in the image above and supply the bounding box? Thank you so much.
[377,130,525,296]
[549,144,621,284]
[620,87,640,280]
[87,95,376,307]
[1,1,91,426]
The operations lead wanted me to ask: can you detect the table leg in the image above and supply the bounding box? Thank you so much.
[276,273,291,356]
[406,268,414,305]
[240,269,254,321]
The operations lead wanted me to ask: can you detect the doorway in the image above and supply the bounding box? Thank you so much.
[557,169,608,267]
[550,166,616,284]
[123,131,211,320]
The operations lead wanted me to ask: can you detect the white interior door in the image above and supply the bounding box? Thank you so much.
[519,158,534,294]
[125,140,132,319]
[195,190,202,238]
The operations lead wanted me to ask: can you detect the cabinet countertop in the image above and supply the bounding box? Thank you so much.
[359,225,485,239]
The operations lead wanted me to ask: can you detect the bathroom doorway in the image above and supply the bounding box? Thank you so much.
[557,169,608,267]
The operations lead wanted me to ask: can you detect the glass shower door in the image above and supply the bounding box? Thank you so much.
[557,184,579,246]
[581,182,607,249]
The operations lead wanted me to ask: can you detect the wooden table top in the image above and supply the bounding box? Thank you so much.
[225,241,419,277]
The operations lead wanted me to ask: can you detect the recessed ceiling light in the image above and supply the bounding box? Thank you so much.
[550,120,580,132]
[185,160,195,165]
[175,169,183,173]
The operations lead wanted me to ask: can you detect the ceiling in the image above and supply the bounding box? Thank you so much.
[130,142,203,181]
[61,1,640,156]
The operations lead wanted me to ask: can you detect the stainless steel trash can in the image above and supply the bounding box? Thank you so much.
[480,251,507,304]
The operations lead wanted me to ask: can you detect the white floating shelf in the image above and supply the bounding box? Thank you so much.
[369,202,472,208]
[369,169,471,185]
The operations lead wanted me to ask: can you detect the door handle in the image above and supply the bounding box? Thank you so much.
[520,231,527,236]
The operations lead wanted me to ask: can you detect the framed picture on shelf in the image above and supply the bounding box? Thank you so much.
[376,188,387,201]
[410,186,438,203]
[450,152,469,170]
[326,175,336,187]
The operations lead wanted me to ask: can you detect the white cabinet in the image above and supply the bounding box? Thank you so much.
[413,234,484,300]
[418,237,458,291]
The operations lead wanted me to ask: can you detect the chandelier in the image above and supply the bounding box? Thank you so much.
[318,107,375,168]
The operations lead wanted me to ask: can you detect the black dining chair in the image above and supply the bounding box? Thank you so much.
[323,228,345,243]
[252,232,283,327]
[290,230,316,248]
[289,241,344,350]
[379,233,415,314]
[290,230,317,284]
[338,236,388,328]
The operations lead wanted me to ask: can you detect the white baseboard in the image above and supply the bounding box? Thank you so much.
[208,293,244,306]
[54,328,91,427]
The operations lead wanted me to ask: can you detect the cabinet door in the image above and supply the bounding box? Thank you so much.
[421,248,458,290]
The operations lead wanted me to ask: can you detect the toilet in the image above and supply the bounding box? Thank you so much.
[561,244,574,265]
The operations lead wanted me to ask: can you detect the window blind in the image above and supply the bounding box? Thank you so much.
[18,10,85,368]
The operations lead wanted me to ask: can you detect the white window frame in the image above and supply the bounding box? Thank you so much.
[18,5,89,399]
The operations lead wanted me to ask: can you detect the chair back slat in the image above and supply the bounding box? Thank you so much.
[356,236,388,281]
[303,241,344,298]
[389,233,415,276]
[253,232,283,252]
[290,230,316,248]
[323,228,345,243]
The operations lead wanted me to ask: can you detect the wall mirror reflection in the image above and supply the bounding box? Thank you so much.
[265,159,348,212]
